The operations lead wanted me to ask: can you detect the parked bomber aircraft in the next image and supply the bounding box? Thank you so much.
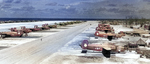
[10,26,32,33]
[95,31,125,41]
[29,25,42,31]
[41,24,50,30]
[0,30,24,38]
[10,26,32,36]
[96,24,114,32]
[95,31,116,41]
[80,40,125,58]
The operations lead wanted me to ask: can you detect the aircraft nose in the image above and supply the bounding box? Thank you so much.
[84,44,87,47]
[81,40,89,49]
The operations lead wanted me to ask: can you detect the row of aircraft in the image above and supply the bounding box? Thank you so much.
[80,24,126,58]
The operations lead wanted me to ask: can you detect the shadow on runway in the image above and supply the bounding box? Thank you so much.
[65,26,75,27]
[56,28,68,29]
[38,30,59,32]
[21,36,42,38]
[0,46,10,50]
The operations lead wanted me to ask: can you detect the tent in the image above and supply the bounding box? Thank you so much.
[136,38,147,46]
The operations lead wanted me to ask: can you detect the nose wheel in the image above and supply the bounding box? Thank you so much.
[1,35,6,39]
[81,50,87,53]
[102,48,111,58]
[107,36,113,41]
[95,36,98,39]
[104,30,108,33]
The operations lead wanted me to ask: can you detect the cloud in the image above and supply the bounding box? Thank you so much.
[3,0,14,3]
[122,4,133,7]
[14,0,22,3]
[66,6,70,9]
[11,6,35,11]
[11,8,21,11]
[0,4,12,9]
[56,7,77,14]
[143,0,150,2]
[45,2,57,6]
[107,8,119,13]
[1,0,22,3]
[107,4,117,7]
[0,0,3,3]
[69,2,80,5]
[69,0,150,18]
[0,0,150,19]
[58,4,65,6]
[21,6,35,11]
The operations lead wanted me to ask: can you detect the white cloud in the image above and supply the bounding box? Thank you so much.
[0,0,3,3]
[70,2,80,5]
[0,0,150,18]
[66,6,70,9]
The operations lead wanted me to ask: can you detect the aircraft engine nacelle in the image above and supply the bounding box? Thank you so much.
[95,31,107,37]
[10,28,14,31]
[81,40,89,49]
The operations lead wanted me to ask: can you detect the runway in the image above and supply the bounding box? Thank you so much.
[0,21,92,64]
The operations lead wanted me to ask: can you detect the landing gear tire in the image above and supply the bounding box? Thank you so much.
[20,34,23,37]
[95,36,98,39]
[102,48,111,58]
[81,50,87,53]
[1,35,6,39]
[107,36,113,41]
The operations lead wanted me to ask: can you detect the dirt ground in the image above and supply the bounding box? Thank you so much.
[40,52,150,64]
[40,53,104,64]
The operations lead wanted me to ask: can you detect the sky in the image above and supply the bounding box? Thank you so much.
[0,0,150,19]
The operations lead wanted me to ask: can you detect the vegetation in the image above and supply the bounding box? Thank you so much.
[0,20,83,24]
[58,21,83,26]
[0,20,37,24]
[48,25,57,28]
[126,17,150,27]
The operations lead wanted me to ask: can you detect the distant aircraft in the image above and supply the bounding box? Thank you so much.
[0,30,24,38]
